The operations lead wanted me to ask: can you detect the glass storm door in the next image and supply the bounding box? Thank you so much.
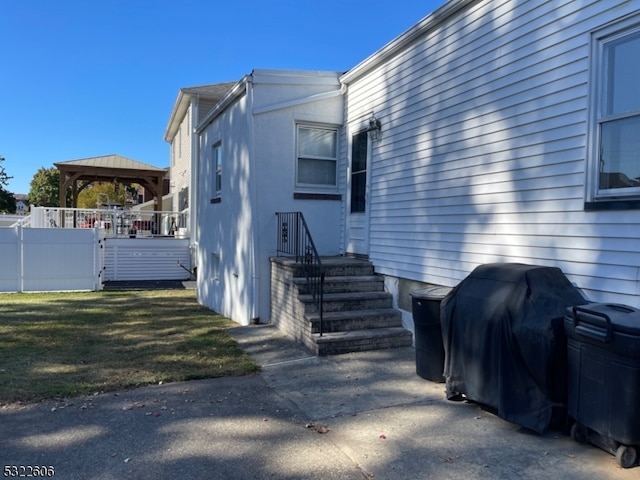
[346,130,371,257]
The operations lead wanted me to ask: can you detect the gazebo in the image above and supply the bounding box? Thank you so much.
[54,154,168,212]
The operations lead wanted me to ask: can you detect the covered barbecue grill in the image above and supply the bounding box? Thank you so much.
[441,263,588,433]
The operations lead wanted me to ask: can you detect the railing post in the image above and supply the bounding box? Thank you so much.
[319,271,325,337]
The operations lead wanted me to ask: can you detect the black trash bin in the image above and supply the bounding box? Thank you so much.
[410,286,452,382]
[565,303,640,468]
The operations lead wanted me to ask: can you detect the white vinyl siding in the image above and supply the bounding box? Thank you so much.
[170,107,193,211]
[344,0,640,306]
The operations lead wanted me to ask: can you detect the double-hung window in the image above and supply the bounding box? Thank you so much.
[296,125,338,188]
[590,18,640,201]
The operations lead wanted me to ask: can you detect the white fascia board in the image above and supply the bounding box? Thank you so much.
[340,0,476,85]
[163,90,191,142]
[251,68,343,86]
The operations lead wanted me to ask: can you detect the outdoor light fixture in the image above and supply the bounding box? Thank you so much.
[367,114,382,142]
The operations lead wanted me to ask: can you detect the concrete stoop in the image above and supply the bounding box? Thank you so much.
[270,256,413,355]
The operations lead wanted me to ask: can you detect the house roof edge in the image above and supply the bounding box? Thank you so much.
[340,0,476,84]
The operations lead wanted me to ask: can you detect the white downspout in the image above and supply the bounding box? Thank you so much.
[246,75,261,324]
[190,98,199,273]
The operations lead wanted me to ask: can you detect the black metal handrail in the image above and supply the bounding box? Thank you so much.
[276,212,325,336]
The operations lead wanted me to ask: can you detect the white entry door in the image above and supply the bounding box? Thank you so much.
[346,130,371,257]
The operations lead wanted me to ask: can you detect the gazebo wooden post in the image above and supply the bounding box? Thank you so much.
[58,170,66,227]
[72,181,78,227]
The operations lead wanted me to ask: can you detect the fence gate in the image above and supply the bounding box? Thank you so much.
[102,237,192,281]
[0,226,101,293]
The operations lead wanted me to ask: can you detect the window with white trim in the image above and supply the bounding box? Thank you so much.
[590,18,640,201]
[213,142,222,196]
[296,125,338,188]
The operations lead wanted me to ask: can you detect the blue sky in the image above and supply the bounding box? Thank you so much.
[1,0,443,194]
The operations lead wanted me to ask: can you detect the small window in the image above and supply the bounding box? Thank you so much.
[179,187,189,210]
[211,252,220,280]
[590,19,640,200]
[213,142,222,196]
[296,125,338,187]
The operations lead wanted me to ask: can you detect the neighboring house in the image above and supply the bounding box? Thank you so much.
[13,194,28,215]
[340,0,640,323]
[164,83,236,234]
[193,69,344,325]
[182,0,640,328]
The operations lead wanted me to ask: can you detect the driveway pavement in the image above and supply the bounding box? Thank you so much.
[1,324,636,479]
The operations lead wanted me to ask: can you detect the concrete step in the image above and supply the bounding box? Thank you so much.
[271,255,413,357]
[305,308,402,334]
[293,275,384,294]
[298,291,393,313]
[322,262,374,278]
[312,327,414,356]
[274,256,375,278]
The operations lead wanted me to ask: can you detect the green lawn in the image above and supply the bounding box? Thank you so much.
[0,290,259,405]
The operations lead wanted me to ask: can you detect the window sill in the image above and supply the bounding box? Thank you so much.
[294,192,342,201]
[584,198,640,211]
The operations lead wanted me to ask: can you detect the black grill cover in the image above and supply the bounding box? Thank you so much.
[441,263,588,433]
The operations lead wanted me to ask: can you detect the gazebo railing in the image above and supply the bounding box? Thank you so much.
[28,206,189,238]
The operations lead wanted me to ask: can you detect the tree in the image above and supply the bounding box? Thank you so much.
[0,155,17,213]
[77,182,127,208]
[28,167,71,207]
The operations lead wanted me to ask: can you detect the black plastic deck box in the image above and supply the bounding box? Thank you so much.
[565,303,640,468]
[410,286,452,382]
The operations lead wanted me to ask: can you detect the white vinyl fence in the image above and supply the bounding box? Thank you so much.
[0,226,101,293]
[1,221,192,292]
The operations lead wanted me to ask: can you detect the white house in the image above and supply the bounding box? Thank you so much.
[340,0,640,322]
[193,69,344,325]
[183,0,640,329]
[164,83,236,233]
[14,194,28,215]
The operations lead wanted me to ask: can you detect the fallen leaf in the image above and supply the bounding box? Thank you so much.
[379,434,386,440]
[316,424,329,434]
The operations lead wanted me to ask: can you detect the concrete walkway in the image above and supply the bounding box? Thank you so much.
[0,324,636,479]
